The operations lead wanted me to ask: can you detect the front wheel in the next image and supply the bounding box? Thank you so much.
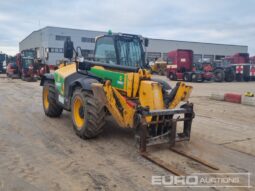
[71,89,106,139]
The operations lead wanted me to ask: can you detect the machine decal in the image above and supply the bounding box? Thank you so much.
[54,72,65,95]
[90,67,126,90]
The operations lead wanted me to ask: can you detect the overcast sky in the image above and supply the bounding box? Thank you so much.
[0,0,254,56]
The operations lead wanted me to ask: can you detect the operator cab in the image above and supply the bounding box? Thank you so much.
[94,34,148,68]
[64,33,149,69]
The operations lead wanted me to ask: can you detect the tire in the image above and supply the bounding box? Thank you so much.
[71,89,106,139]
[183,73,191,82]
[214,69,225,82]
[243,76,250,82]
[224,71,235,82]
[42,84,63,117]
[191,73,197,82]
[168,72,177,81]
[236,73,242,82]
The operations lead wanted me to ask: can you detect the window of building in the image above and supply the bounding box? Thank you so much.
[81,49,94,59]
[215,55,225,61]
[147,52,161,61]
[203,55,214,62]
[56,35,71,41]
[48,48,64,53]
[193,54,202,63]
[162,53,168,61]
[81,37,95,43]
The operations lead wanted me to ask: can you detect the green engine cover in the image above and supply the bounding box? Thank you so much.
[90,67,126,90]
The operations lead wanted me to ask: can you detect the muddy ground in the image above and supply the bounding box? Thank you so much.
[0,74,254,191]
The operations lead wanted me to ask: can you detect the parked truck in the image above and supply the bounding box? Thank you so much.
[0,53,7,74]
[223,53,254,81]
[166,49,213,82]
[250,56,255,65]
[15,50,49,81]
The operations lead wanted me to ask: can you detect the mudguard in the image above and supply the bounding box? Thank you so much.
[40,73,54,86]
[63,73,100,98]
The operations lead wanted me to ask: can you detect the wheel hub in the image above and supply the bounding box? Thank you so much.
[79,107,84,118]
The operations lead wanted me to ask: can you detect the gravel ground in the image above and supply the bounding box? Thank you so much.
[0,74,254,191]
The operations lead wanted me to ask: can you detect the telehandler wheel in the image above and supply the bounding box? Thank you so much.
[71,89,106,139]
[43,84,63,117]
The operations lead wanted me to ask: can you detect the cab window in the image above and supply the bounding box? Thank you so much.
[94,37,117,64]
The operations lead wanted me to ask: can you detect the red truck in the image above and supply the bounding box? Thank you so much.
[16,50,49,81]
[166,49,213,82]
[223,53,254,81]
[250,56,255,65]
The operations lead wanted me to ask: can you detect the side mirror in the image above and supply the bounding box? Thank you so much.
[144,38,149,47]
[64,39,74,59]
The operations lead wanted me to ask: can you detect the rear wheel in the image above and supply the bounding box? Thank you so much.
[214,69,225,82]
[42,84,63,117]
[71,89,106,139]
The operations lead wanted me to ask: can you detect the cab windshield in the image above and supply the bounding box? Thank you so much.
[116,37,143,67]
[22,58,33,68]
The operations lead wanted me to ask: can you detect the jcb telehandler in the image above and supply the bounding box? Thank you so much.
[40,33,194,152]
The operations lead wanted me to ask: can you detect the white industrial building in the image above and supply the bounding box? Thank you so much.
[19,26,248,65]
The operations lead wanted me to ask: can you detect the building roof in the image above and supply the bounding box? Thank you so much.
[20,26,248,48]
